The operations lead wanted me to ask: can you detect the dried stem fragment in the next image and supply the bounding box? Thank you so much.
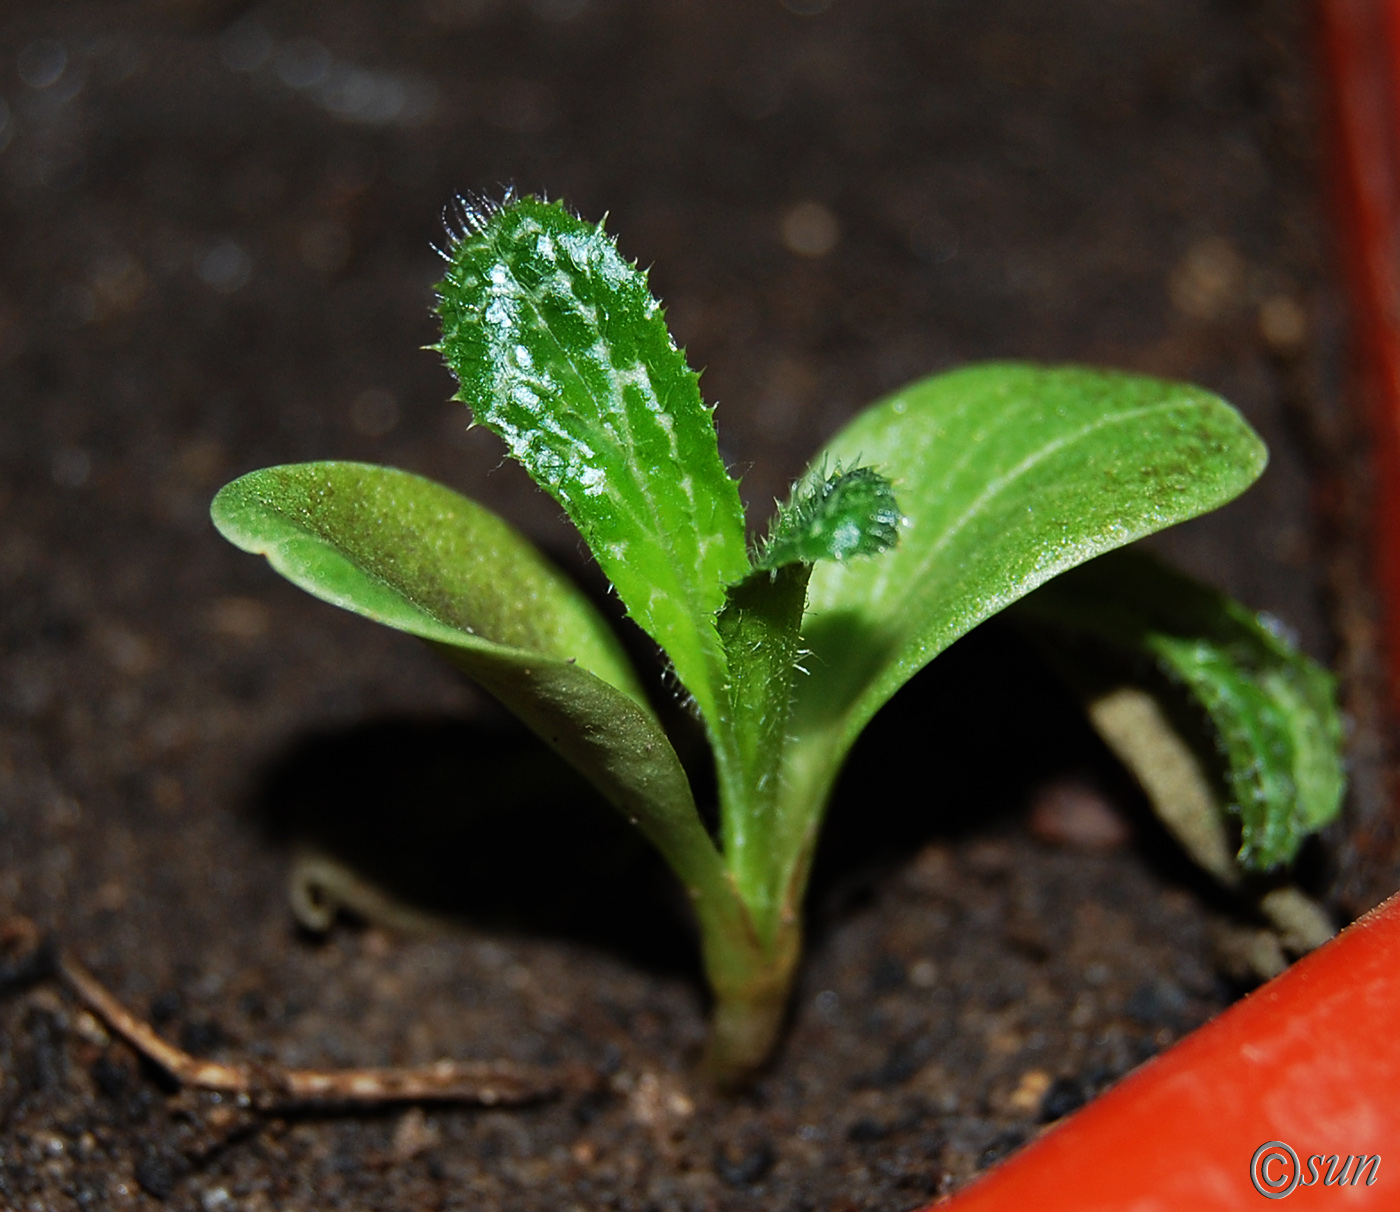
[0,919,581,1113]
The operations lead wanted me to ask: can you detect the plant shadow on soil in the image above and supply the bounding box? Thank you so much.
[247,614,1241,989]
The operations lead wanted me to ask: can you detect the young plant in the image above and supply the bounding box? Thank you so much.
[211,196,1343,1085]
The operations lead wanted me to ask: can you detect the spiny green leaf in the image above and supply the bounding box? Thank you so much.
[432,195,750,731]
[772,363,1268,879]
[209,462,731,899]
[755,465,902,572]
[1014,549,1345,870]
[1154,636,1342,869]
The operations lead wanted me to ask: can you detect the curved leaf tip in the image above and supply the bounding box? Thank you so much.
[209,460,645,701]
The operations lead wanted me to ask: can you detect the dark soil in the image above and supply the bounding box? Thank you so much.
[1,1,1397,1209]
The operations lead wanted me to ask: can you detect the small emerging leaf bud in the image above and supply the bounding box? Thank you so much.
[755,464,902,572]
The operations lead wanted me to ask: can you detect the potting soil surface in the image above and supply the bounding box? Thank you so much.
[1,1,1396,1210]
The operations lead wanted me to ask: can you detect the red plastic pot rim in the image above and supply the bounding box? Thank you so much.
[929,890,1400,1210]
[1319,0,1400,708]
[929,4,1400,1205]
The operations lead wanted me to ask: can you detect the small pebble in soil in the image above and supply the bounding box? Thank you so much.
[391,1107,440,1163]
[72,1009,110,1048]
[780,200,840,258]
[847,1117,891,1143]
[0,921,54,994]
[21,1006,67,1093]
[978,1128,1027,1168]
[1027,778,1130,849]
[179,1016,228,1056]
[1039,1075,1089,1122]
[570,1140,597,1166]
[90,1055,129,1099]
[1258,294,1309,353]
[135,1148,186,1199]
[909,958,938,987]
[856,1039,928,1089]
[573,1086,614,1126]
[1006,1068,1053,1114]
[149,991,181,1025]
[869,954,906,994]
[1124,979,1189,1029]
[714,1137,776,1186]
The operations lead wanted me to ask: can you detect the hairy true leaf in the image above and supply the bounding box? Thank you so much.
[722,461,899,919]
[209,462,728,897]
[433,196,750,730]
[1015,549,1345,870]
[775,363,1268,869]
[755,465,902,572]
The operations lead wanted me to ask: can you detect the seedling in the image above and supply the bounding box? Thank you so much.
[212,196,1343,1084]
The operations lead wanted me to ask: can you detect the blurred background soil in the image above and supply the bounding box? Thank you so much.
[0,1,1396,1209]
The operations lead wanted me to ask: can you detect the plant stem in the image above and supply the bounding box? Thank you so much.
[714,563,813,940]
[677,564,817,1085]
[698,913,802,1088]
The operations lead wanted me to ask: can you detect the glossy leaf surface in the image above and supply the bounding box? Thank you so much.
[433,197,750,728]
[209,463,728,897]
[1017,549,1345,870]
[777,363,1268,864]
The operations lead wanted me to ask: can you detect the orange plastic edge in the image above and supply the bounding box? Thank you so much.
[926,4,1400,1206]
[930,892,1400,1209]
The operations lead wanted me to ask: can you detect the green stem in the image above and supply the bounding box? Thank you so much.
[697,907,802,1087]
[670,563,816,1086]
[713,564,812,941]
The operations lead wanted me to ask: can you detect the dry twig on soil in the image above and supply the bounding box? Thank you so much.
[2,915,581,1113]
